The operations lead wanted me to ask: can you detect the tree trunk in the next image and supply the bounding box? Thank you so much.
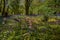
[25,0,29,15]
[2,0,8,17]
[2,0,5,17]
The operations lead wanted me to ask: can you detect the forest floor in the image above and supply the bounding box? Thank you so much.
[0,15,60,40]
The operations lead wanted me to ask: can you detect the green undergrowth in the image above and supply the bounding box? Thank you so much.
[0,16,60,40]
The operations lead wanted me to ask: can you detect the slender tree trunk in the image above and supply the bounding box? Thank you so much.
[2,0,8,17]
[25,0,29,15]
[2,0,5,17]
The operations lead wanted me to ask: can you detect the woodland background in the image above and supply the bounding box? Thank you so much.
[0,0,60,40]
